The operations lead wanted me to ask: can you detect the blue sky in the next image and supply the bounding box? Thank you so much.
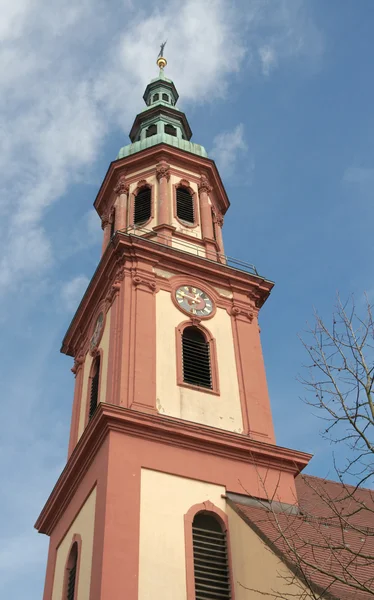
[1,0,373,597]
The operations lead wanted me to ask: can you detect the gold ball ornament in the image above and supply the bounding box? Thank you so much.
[157,56,167,69]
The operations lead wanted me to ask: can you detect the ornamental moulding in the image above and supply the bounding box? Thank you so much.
[132,274,157,292]
[198,175,212,194]
[71,354,85,375]
[155,160,171,181]
[114,175,129,196]
[137,178,150,189]
[230,304,254,322]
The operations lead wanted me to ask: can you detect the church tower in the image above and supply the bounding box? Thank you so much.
[36,53,311,600]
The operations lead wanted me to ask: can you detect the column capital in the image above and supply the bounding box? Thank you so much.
[156,160,171,182]
[198,175,212,194]
[114,175,129,196]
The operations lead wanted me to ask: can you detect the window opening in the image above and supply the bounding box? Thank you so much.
[146,124,157,138]
[192,513,231,600]
[182,327,212,389]
[134,187,152,225]
[66,543,78,600]
[165,124,177,137]
[176,187,194,224]
[89,356,100,420]
[162,93,169,102]
[152,93,159,102]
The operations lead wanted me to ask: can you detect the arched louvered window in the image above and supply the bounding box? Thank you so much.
[176,186,194,225]
[146,124,157,138]
[165,124,177,137]
[192,513,231,600]
[110,211,115,238]
[152,93,159,102]
[66,542,78,600]
[162,93,169,102]
[89,355,100,420]
[182,327,212,389]
[134,187,152,226]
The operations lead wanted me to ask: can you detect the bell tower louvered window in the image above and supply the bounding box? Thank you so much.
[182,327,212,389]
[192,513,231,600]
[165,124,177,137]
[89,355,100,420]
[146,124,157,138]
[134,187,152,226]
[66,542,78,600]
[176,186,194,224]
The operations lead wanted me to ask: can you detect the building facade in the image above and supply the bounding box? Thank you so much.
[36,55,315,600]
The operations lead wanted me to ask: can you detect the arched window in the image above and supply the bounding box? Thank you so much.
[89,355,100,420]
[162,93,169,102]
[192,513,231,600]
[146,124,157,138]
[66,542,78,600]
[165,124,177,137]
[152,93,159,102]
[176,186,194,225]
[134,186,152,226]
[182,326,212,389]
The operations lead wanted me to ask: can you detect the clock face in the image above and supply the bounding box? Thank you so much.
[175,285,214,317]
[90,312,104,350]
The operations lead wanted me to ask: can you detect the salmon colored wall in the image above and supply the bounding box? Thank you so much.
[156,290,243,432]
[51,487,97,600]
[138,469,226,600]
[77,308,112,440]
[227,504,309,599]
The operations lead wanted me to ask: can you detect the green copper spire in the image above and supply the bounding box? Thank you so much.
[117,51,207,160]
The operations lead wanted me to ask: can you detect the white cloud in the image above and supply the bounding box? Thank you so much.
[0,0,323,297]
[61,275,89,312]
[211,124,250,178]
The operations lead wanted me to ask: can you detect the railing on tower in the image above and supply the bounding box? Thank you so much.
[117,226,259,276]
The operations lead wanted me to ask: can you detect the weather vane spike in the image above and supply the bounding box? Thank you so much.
[156,40,167,70]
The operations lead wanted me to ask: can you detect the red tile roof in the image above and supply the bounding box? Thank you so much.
[229,474,374,599]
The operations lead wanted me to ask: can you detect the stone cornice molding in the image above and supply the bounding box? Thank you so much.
[35,404,312,535]
[94,144,230,218]
[61,233,273,356]
[155,160,171,182]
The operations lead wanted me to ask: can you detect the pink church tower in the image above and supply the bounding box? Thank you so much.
[36,53,311,600]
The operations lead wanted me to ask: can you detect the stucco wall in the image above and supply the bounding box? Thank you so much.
[227,504,310,599]
[138,469,226,600]
[51,486,97,600]
[156,289,243,432]
[77,307,111,439]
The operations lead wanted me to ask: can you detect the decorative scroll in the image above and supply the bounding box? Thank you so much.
[114,175,129,196]
[156,160,171,182]
[230,305,254,322]
[198,175,212,194]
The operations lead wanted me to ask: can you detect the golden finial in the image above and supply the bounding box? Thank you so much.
[157,40,167,70]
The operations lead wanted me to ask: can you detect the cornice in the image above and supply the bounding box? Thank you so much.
[60,232,273,356]
[93,143,230,219]
[35,403,312,535]
[129,105,192,142]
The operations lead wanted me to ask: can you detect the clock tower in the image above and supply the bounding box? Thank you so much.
[36,54,311,600]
